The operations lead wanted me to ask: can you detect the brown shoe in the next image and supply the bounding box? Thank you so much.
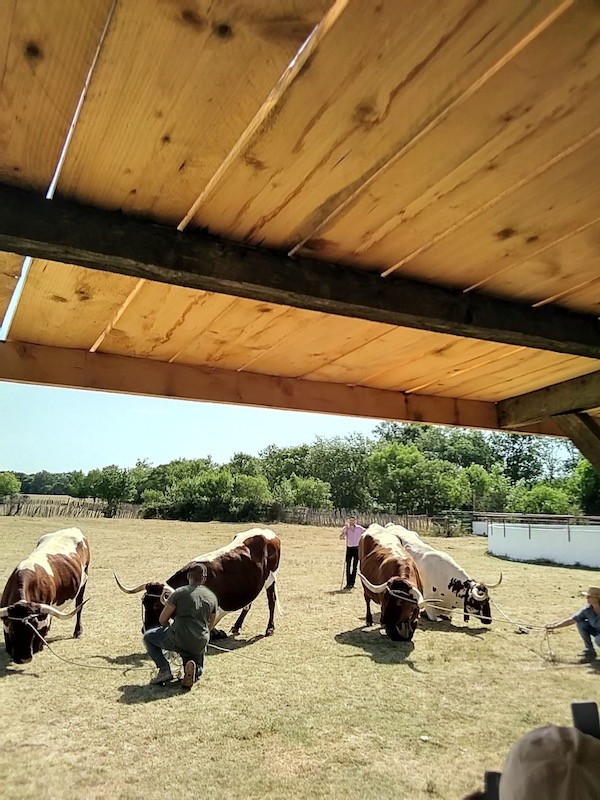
[182,660,196,689]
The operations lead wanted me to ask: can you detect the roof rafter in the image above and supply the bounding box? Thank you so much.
[0,184,599,360]
[553,413,600,472]
[0,340,561,436]
[498,370,600,428]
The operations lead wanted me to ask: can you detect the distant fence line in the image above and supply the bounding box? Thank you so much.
[278,507,434,533]
[0,496,433,530]
[0,496,142,519]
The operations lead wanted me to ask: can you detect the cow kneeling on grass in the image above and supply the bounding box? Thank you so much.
[387,524,502,625]
[1,527,90,664]
[358,524,425,641]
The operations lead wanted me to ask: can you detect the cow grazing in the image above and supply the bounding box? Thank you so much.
[115,528,281,637]
[386,524,502,624]
[1,528,90,664]
[358,524,424,641]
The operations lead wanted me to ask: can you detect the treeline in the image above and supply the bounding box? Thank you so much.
[1,423,599,520]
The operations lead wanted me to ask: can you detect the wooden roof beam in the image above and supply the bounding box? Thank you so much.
[0,340,561,437]
[553,413,600,472]
[497,370,600,428]
[0,184,599,359]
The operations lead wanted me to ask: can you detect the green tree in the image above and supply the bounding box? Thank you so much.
[489,433,545,484]
[275,474,332,508]
[307,435,373,509]
[143,458,214,495]
[226,452,263,477]
[483,465,511,512]
[82,469,102,500]
[0,472,21,497]
[464,464,492,510]
[94,465,134,517]
[568,459,600,515]
[164,469,233,521]
[129,459,153,503]
[507,483,574,515]
[260,445,312,487]
[368,443,469,514]
[229,474,273,519]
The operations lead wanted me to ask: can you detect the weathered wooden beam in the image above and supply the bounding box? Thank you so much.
[0,184,599,358]
[497,370,600,428]
[554,413,600,472]
[0,340,562,435]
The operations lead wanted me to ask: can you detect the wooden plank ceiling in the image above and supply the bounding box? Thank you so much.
[2,0,600,432]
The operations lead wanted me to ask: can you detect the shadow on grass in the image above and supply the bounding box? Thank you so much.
[0,647,43,679]
[486,552,599,573]
[118,680,187,704]
[335,626,423,671]
[207,634,264,657]
[418,618,489,637]
[89,651,150,668]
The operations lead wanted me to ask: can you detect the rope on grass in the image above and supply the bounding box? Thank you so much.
[24,620,279,672]
[25,621,150,673]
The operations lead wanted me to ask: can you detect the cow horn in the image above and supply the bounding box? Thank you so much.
[357,571,389,594]
[471,585,488,602]
[0,607,8,618]
[113,573,146,594]
[37,600,88,619]
[409,587,426,609]
[486,573,503,589]
[160,586,174,605]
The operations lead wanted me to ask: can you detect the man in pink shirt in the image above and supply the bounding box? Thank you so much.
[339,516,366,590]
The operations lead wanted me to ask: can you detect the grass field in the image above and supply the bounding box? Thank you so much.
[0,518,597,800]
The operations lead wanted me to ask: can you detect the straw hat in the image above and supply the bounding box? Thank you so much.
[499,726,600,800]
[581,586,600,598]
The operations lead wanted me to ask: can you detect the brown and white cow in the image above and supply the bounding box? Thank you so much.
[358,524,425,641]
[387,524,502,625]
[1,528,90,664]
[115,528,281,637]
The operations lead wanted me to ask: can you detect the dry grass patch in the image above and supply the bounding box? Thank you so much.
[0,518,597,800]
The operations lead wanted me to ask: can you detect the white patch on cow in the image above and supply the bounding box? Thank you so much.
[363,525,414,561]
[190,528,277,563]
[382,523,472,619]
[17,528,85,577]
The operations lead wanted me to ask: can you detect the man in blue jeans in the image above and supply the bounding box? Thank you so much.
[143,565,218,688]
[545,586,600,663]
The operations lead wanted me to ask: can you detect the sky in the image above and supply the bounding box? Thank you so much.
[0,382,380,474]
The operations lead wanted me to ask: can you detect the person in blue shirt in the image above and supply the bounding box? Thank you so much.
[545,586,600,662]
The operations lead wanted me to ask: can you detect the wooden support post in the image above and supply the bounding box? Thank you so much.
[554,413,600,472]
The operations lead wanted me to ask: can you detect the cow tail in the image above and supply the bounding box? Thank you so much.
[266,570,283,616]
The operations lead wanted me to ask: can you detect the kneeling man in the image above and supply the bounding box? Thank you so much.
[144,565,218,688]
[545,586,600,663]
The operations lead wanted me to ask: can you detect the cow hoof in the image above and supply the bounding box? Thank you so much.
[74,629,83,639]
[211,628,228,641]
[264,628,274,637]
[230,627,240,636]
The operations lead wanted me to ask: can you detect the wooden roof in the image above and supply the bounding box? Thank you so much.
[1,0,599,440]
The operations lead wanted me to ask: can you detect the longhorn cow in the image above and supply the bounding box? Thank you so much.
[1,528,90,664]
[386,524,502,624]
[358,525,425,641]
[115,528,281,637]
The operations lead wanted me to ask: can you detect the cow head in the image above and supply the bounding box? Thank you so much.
[459,574,502,625]
[114,574,172,632]
[0,600,80,664]
[361,574,425,641]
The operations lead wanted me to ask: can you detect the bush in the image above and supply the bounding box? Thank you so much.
[0,472,21,497]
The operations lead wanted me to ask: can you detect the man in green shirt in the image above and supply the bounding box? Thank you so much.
[143,565,218,689]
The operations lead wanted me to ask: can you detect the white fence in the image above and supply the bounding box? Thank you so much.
[488,522,600,569]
